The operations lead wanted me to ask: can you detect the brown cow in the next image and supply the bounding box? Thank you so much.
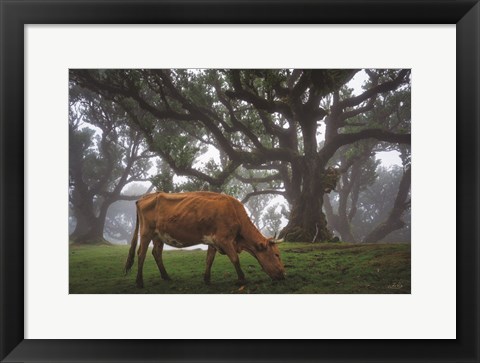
[124,191,285,288]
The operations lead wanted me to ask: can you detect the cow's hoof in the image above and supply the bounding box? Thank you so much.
[136,280,144,288]
[161,275,171,281]
[204,278,211,285]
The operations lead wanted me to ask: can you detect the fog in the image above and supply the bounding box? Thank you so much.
[69,69,411,247]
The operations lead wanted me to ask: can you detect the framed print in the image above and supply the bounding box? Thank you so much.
[1,0,479,362]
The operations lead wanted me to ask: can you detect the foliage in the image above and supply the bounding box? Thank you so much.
[70,68,411,243]
[69,83,155,243]
[322,73,411,242]
[353,166,411,242]
[327,165,411,242]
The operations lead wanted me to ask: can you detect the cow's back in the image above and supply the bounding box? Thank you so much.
[150,192,241,245]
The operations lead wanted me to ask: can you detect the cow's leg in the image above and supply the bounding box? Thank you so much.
[152,239,171,281]
[223,243,246,285]
[203,246,217,284]
[136,234,151,288]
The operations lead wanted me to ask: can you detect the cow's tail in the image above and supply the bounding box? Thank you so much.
[124,205,139,275]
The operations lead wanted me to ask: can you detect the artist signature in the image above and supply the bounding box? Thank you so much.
[387,282,404,289]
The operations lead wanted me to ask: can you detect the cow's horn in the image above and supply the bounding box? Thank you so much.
[273,238,284,244]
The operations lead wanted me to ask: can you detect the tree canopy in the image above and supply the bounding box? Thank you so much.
[69,85,154,243]
[70,69,411,244]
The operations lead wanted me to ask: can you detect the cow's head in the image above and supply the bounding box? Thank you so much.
[251,238,286,281]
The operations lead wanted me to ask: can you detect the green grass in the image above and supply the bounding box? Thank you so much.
[69,242,410,294]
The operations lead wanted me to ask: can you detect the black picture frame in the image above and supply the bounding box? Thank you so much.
[1,1,479,362]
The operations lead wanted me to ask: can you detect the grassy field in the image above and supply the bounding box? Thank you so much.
[69,242,410,294]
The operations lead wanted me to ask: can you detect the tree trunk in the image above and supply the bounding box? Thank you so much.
[334,221,356,243]
[323,195,355,242]
[334,165,361,242]
[69,204,110,245]
[280,161,339,242]
[363,166,411,243]
[282,192,332,243]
